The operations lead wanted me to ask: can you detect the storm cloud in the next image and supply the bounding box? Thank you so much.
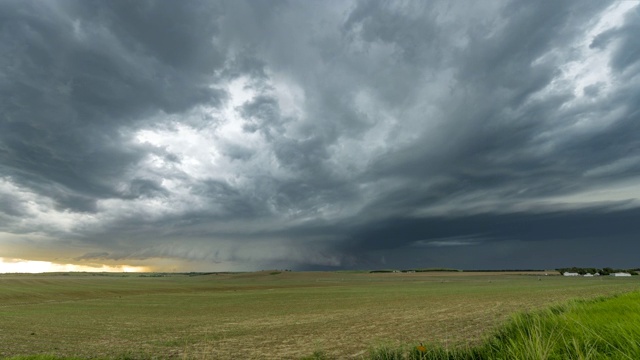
[1,0,640,271]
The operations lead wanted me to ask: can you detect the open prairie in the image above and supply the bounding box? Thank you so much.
[0,271,637,359]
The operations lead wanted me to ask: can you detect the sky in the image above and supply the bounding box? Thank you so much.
[1,0,640,273]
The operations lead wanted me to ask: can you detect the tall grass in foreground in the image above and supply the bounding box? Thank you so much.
[365,290,640,360]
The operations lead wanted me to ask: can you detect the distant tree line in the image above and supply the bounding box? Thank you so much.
[369,268,552,274]
[369,268,461,273]
[463,269,545,272]
[556,267,639,275]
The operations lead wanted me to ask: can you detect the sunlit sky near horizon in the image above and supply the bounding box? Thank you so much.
[2,1,640,272]
[0,257,149,273]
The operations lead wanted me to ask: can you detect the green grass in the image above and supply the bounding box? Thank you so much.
[0,271,637,359]
[487,291,640,359]
[363,291,640,360]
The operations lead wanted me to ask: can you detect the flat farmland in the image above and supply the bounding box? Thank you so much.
[0,271,638,359]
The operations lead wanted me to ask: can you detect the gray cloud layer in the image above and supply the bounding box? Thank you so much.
[1,0,640,270]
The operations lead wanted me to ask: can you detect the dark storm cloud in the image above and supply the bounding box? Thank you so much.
[360,2,639,209]
[0,191,27,217]
[2,0,640,270]
[0,0,225,204]
[608,6,640,72]
[346,204,640,252]
[351,205,640,270]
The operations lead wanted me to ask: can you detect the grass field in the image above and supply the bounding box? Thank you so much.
[364,289,640,359]
[0,271,638,359]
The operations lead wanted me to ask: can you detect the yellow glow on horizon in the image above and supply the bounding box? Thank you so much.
[0,257,149,273]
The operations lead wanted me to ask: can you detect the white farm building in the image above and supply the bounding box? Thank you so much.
[611,272,632,277]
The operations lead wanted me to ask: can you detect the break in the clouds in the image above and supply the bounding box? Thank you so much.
[1,0,640,271]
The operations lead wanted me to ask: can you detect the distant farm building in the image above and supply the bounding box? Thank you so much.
[563,272,580,276]
[583,273,594,277]
[611,272,632,277]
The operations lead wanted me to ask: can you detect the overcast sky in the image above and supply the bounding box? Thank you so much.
[1,0,640,272]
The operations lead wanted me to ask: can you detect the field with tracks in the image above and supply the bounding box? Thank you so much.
[1,271,638,359]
